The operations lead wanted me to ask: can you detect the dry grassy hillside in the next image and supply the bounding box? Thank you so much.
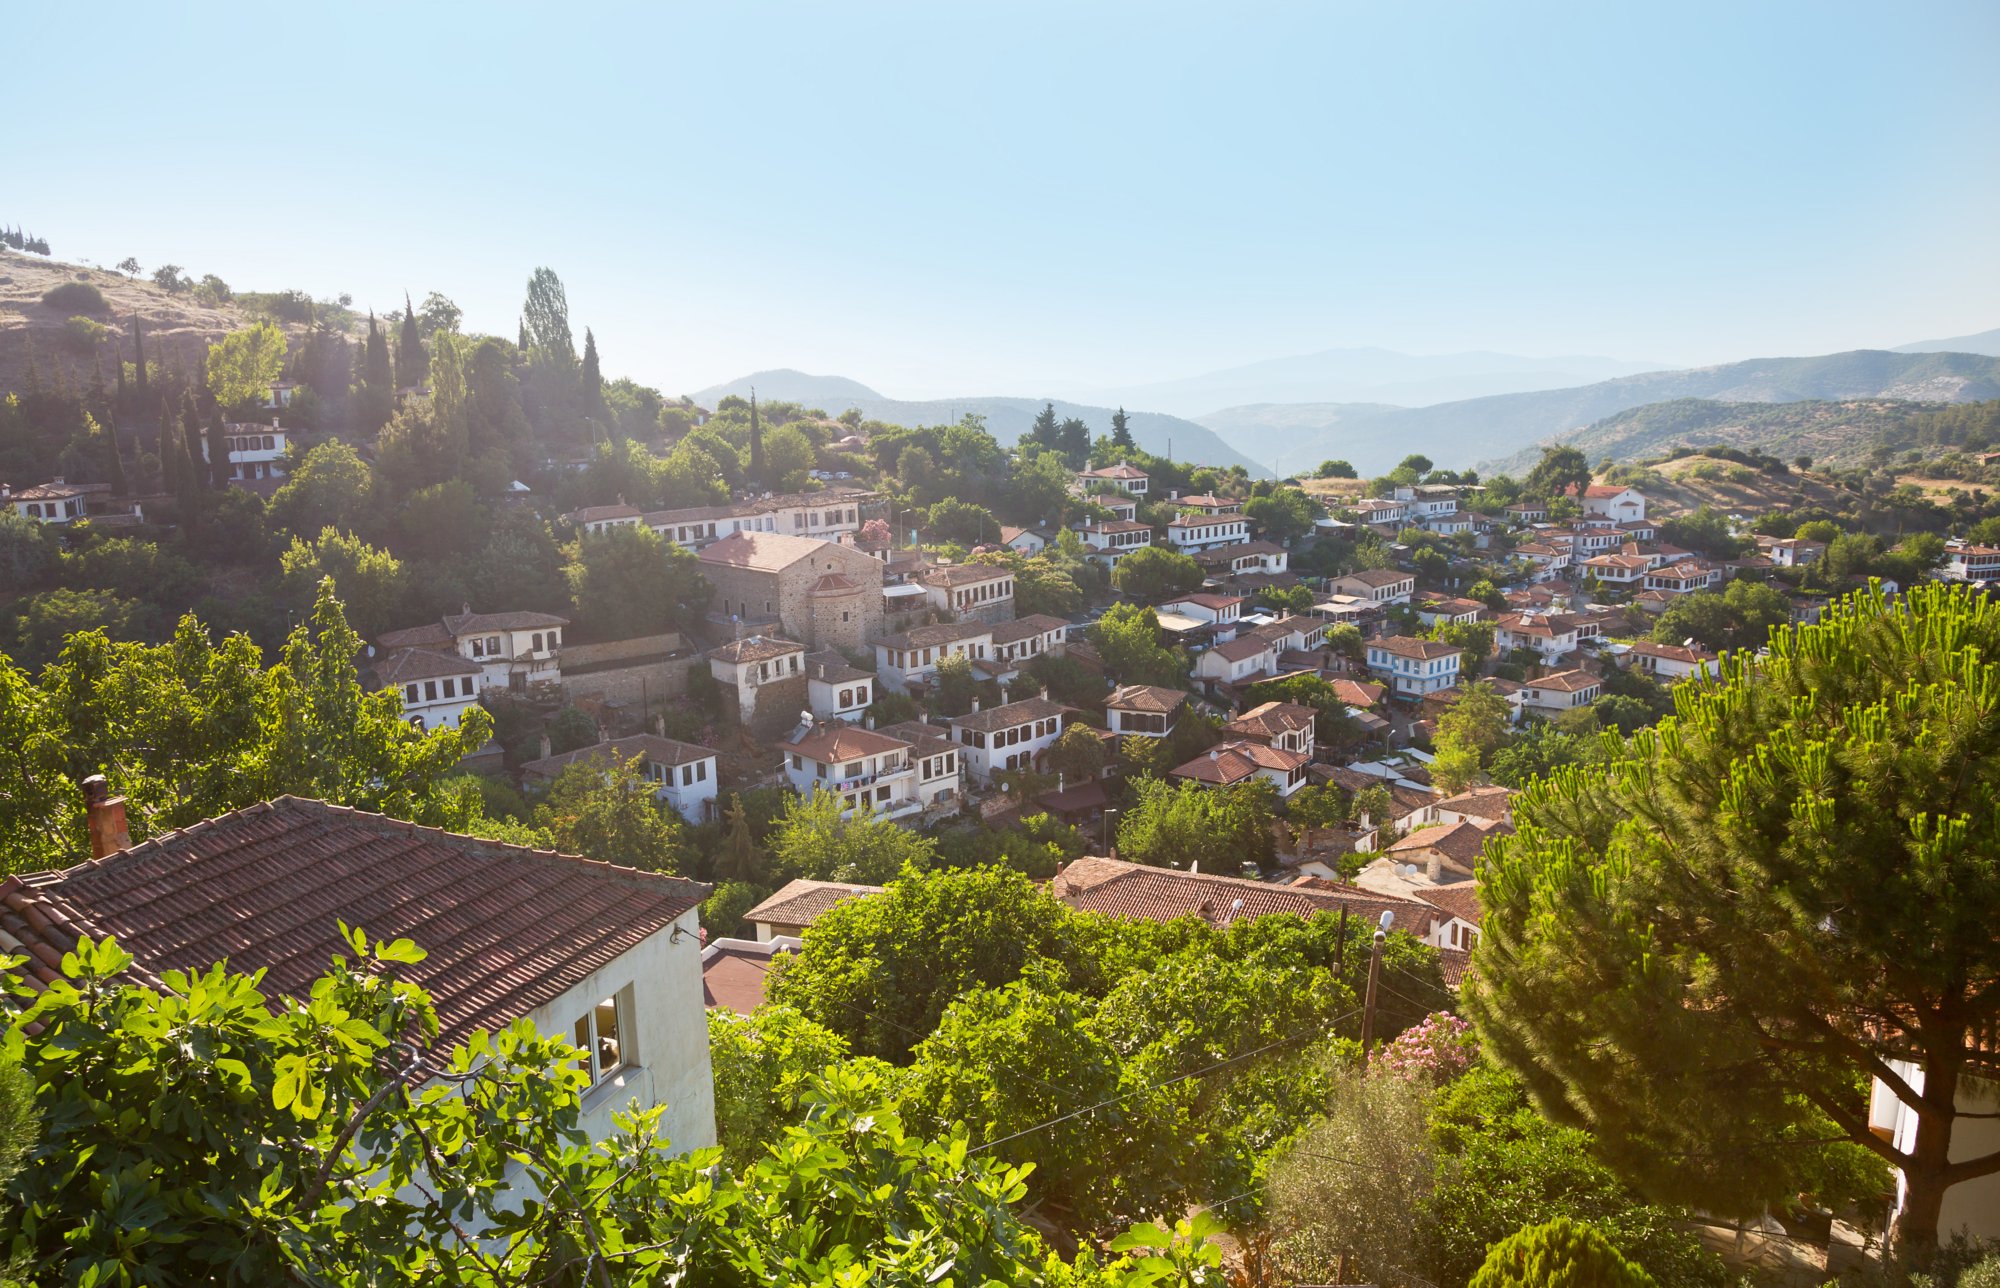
[0,251,346,395]
[1637,454,1852,518]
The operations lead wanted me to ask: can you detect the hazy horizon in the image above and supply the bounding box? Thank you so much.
[10,1,1997,402]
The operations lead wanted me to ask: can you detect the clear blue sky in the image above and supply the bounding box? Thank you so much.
[10,1,1997,400]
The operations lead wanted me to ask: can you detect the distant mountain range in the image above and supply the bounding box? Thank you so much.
[1050,346,1671,417]
[1193,350,2000,476]
[690,370,1273,477]
[1482,397,1936,477]
[1892,327,2000,357]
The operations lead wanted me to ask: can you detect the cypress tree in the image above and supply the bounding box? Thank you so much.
[131,315,149,410]
[581,327,607,426]
[1111,406,1135,450]
[173,395,203,524]
[749,390,765,487]
[397,294,427,390]
[518,318,530,352]
[158,417,178,495]
[114,352,128,415]
[107,416,130,497]
[206,410,231,489]
[359,312,393,433]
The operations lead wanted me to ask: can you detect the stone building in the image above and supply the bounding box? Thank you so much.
[698,532,884,654]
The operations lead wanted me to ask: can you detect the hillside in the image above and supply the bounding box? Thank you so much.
[692,371,1272,477]
[1053,346,1667,416]
[0,251,354,395]
[1193,349,2000,476]
[1483,397,1937,476]
[1894,327,2000,356]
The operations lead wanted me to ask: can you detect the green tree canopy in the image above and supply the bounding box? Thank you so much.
[1466,1218,1658,1288]
[562,524,710,641]
[533,752,688,872]
[1468,583,2000,1253]
[205,321,287,413]
[1111,544,1204,601]
[766,789,936,886]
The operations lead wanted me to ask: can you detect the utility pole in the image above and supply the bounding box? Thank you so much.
[1360,919,1388,1055]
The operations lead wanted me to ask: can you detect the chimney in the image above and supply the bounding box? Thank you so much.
[272,416,280,429]
[1427,852,1443,881]
[82,775,130,859]
[537,732,552,760]
[971,698,980,713]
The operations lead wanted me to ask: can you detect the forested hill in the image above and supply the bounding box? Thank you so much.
[695,370,1272,478]
[1484,397,2000,476]
[1193,349,2000,476]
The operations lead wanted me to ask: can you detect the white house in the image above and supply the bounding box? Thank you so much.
[1623,640,1717,683]
[1868,1061,2000,1241]
[1104,684,1188,739]
[875,719,964,811]
[1755,535,1828,568]
[204,421,290,485]
[1173,493,1243,516]
[783,723,923,821]
[1224,700,1316,760]
[1076,462,1149,496]
[1197,541,1290,578]
[6,794,717,1156]
[522,735,720,824]
[990,614,1069,668]
[919,562,1015,621]
[1081,493,1141,523]
[566,503,644,535]
[1330,568,1417,605]
[1493,612,1584,664]
[706,635,806,725]
[1568,483,1648,524]
[1642,561,1722,596]
[1351,498,1409,526]
[1517,669,1601,713]
[8,477,107,523]
[1513,542,1573,581]
[1077,520,1154,566]
[376,647,484,731]
[950,696,1068,785]
[644,500,775,551]
[1165,514,1251,553]
[999,525,1053,556]
[1944,543,2000,583]
[1365,636,1461,698]
[1416,596,1485,627]
[873,621,994,691]
[1192,636,1278,686]
[805,651,875,723]
[1168,739,1310,798]
[1159,593,1247,637]
[378,609,571,693]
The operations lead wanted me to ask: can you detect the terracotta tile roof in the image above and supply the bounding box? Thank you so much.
[1079,520,1152,535]
[1080,463,1148,480]
[0,797,708,1050]
[1164,593,1247,612]
[872,720,959,760]
[951,696,1067,735]
[520,734,716,779]
[1195,540,1286,564]
[1418,596,1485,615]
[1339,568,1416,589]
[990,614,1070,646]
[701,938,792,1014]
[804,650,872,684]
[1175,493,1239,510]
[1433,785,1513,822]
[810,572,865,595]
[440,609,570,636]
[11,479,107,500]
[1209,636,1276,663]
[1226,701,1315,740]
[921,562,1012,588]
[875,621,993,650]
[787,725,911,763]
[566,503,642,523]
[1418,881,1483,927]
[1523,669,1599,693]
[1627,640,1715,664]
[1388,820,1509,869]
[1328,678,1387,708]
[1437,947,1473,989]
[1369,635,1458,661]
[641,501,762,526]
[698,530,834,572]
[1106,683,1189,715]
[745,878,884,930]
[1169,739,1309,785]
[1053,856,1428,928]
[374,647,482,684]
[375,622,455,651]
[707,635,804,665]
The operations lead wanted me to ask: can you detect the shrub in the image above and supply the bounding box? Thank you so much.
[41,281,107,313]
[61,315,110,354]
[1468,1217,1658,1288]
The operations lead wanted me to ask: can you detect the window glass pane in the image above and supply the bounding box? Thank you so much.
[594,998,623,1079]
[574,1015,595,1080]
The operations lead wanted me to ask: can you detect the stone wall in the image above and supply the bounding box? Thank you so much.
[563,634,702,713]
[722,673,810,743]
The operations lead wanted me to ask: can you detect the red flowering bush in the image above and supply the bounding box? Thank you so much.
[1373,1010,1477,1083]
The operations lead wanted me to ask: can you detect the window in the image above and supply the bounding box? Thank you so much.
[424,681,438,701]
[404,684,419,703]
[486,635,500,654]
[573,991,630,1087]
[696,761,707,782]
[532,632,544,652]
[842,760,862,779]
[791,754,802,770]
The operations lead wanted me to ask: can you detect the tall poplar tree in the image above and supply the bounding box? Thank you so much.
[1469,582,2000,1257]
[748,390,765,487]
[581,327,607,427]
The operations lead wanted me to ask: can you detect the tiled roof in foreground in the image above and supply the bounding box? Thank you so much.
[0,796,708,1050]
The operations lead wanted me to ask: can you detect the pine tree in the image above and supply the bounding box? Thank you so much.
[396,294,427,390]
[748,390,765,487]
[1110,406,1135,450]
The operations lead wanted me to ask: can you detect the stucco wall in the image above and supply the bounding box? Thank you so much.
[565,654,703,709]
[524,906,717,1153]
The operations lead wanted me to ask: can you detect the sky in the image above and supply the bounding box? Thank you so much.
[9,1,1999,401]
